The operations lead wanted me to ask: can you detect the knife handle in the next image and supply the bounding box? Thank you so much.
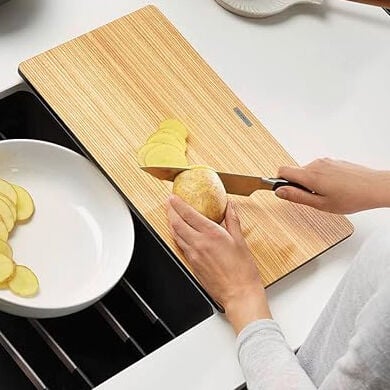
[267,178,312,193]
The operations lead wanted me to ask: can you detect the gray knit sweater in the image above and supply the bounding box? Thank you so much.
[237,231,390,389]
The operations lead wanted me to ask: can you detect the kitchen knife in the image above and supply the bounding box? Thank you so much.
[141,166,311,196]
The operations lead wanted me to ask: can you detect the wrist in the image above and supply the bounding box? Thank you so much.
[372,170,390,208]
[225,286,272,334]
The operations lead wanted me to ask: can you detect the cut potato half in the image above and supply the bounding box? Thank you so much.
[0,218,8,241]
[0,198,15,232]
[159,119,188,139]
[0,194,16,222]
[144,144,188,167]
[12,184,35,222]
[0,239,12,259]
[147,132,186,151]
[0,254,15,283]
[8,265,39,297]
[137,143,161,166]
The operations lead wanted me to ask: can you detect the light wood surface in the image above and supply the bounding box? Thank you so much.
[19,5,353,287]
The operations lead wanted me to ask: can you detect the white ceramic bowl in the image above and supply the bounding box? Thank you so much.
[0,140,134,318]
[215,0,323,18]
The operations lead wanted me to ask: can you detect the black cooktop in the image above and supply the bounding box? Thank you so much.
[0,91,213,390]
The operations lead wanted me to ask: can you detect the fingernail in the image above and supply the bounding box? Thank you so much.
[275,189,287,199]
[168,194,175,203]
[229,201,236,215]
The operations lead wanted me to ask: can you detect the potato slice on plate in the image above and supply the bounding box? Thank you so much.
[159,119,188,139]
[0,198,15,232]
[0,254,15,283]
[147,132,186,151]
[144,144,188,167]
[137,143,161,166]
[0,179,17,205]
[0,218,8,241]
[12,184,35,222]
[0,239,12,259]
[8,265,39,297]
[0,194,16,222]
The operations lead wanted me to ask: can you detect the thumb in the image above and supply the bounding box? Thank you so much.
[225,201,243,239]
[275,187,325,210]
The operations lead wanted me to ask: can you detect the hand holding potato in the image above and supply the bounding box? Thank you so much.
[167,195,272,334]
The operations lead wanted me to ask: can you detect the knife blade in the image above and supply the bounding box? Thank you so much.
[140,166,310,196]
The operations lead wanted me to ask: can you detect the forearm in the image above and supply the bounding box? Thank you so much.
[371,170,390,209]
[238,320,317,390]
[225,287,272,334]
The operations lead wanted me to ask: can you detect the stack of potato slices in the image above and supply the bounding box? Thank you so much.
[0,179,38,297]
[138,119,189,167]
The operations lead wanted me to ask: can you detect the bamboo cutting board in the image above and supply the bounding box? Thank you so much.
[19,6,353,288]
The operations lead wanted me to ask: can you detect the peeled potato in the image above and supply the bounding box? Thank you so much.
[0,239,12,259]
[0,179,17,205]
[0,254,15,283]
[0,194,16,222]
[0,218,8,241]
[147,132,186,151]
[173,167,227,223]
[159,119,188,139]
[137,143,161,165]
[8,265,39,297]
[12,184,35,222]
[0,198,15,232]
[144,144,188,167]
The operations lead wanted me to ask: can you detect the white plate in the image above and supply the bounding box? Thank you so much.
[215,0,323,18]
[0,140,134,318]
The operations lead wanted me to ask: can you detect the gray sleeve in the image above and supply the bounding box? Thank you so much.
[237,232,390,390]
[237,319,316,390]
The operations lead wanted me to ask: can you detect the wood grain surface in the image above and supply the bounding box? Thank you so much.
[19,5,353,287]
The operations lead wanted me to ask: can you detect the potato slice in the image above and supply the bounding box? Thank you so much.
[156,129,186,146]
[0,179,17,205]
[0,281,7,289]
[0,198,15,232]
[0,218,8,241]
[0,239,12,259]
[8,265,39,297]
[12,184,35,222]
[0,254,15,283]
[154,129,186,146]
[137,143,161,166]
[144,144,188,167]
[0,194,16,222]
[159,119,188,139]
[147,132,186,151]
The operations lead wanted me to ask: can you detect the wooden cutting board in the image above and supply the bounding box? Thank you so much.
[19,5,353,288]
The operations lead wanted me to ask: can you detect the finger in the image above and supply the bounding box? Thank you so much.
[169,194,216,232]
[277,166,313,189]
[275,187,326,210]
[167,203,199,244]
[225,201,243,239]
[170,225,191,252]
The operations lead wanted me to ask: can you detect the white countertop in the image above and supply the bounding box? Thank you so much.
[1,0,390,389]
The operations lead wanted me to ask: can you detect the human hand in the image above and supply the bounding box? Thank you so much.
[167,195,271,334]
[275,158,390,214]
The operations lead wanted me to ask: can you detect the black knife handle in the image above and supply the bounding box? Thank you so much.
[268,178,312,193]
